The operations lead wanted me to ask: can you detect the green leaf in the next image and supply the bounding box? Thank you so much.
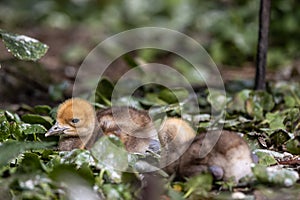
[0,141,54,167]
[21,114,53,129]
[34,105,52,115]
[286,139,300,155]
[255,151,277,166]
[59,149,95,168]
[0,121,10,141]
[91,135,128,182]
[49,164,98,199]
[269,130,290,148]
[0,30,48,61]
[0,110,7,122]
[284,95,296,108]
[207,90,226,112]
[246,91,274,120]
[95,78,114,106]
[17,153,44,173]
[227,89,251,113]
[184,173,213,198]
[266,112,286,130]
[23,124,47,135]
[158,88,189,104]
[253,165,299,187]
[144,93,168,106]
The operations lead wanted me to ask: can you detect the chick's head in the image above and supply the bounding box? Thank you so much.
[46,98,96,138]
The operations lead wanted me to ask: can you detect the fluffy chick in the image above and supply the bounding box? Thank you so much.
[46,98,159,153]
[96,107,159,153]
[45,98,99,150]
[161,130,253,182]
[158,118,196,171]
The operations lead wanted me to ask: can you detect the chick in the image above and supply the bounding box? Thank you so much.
[45,98,100,151]
[96,106,159,153]
[161,130,253,182]
[46,98,159,153]
[158,118,196,172]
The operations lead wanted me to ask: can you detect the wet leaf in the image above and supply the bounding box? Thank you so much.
[59,149,95,167]
[91,135,128,182]
[23,124,47,135]
[0,121,10,141]
[253,165,299,187]
[0,30,48,61]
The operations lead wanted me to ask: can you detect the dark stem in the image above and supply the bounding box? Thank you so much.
[255,0,271,90]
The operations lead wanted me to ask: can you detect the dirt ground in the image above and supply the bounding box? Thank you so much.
[1,26,298,110]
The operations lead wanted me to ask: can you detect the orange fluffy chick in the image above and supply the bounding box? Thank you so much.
[46,98,159,153]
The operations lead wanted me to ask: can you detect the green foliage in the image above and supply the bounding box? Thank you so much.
[2,79,300,198]
[0,141,53,168]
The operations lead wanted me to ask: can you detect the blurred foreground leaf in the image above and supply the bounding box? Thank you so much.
[0,141,54,167]
[253,165,299,187]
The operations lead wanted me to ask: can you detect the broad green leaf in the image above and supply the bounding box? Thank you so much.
[17,153,44,173]
[269,130,290,148]
[184,173,213,198]
[95,78,114,106]
[286,139,300,155]
[246,98,264,120]
[284,95,296,108]
[0,110,6,122]
[0,30,48,61]
[0,120,10,141]
[34,105,52,115]
[59,149,95,167]
[0,141,54,167]
[255,151,277,166]
[102,183,133,200]
[144,93,168,106]
[227,89,251,113]
[207,90,226,112]
[21,114,53,129]
[23,124,47,135]
[91,135,128,182]
[49,164,98,199]
[158,88,189,104]
[266,112,286,130]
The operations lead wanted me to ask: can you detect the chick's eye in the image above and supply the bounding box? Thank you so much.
[71,118,80,124]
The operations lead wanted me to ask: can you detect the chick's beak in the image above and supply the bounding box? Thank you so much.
[45,122,69,137]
